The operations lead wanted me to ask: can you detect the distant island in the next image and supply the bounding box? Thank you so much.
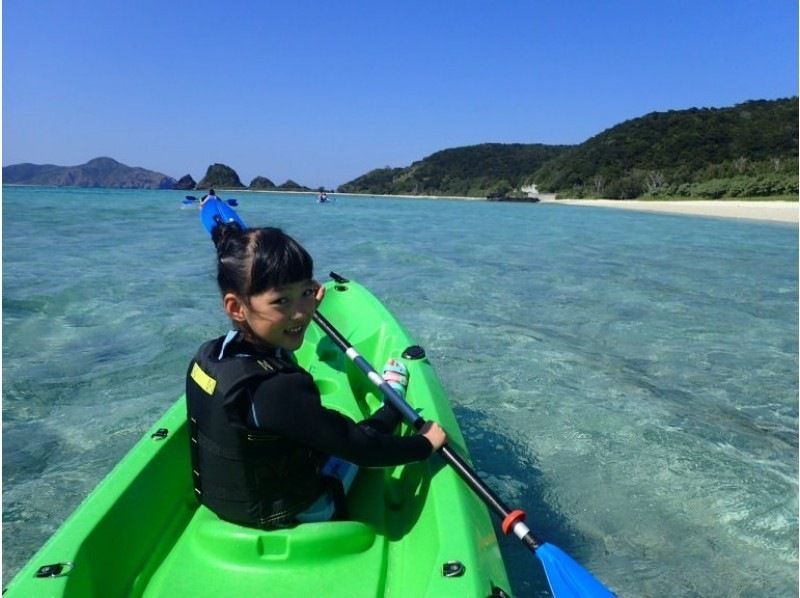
[2,158,317,193]
[2,157,176,189]
[3,97,796,200]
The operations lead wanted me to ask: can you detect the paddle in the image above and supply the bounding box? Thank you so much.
[185,195,198,201]
[226,199,239,207]
[199,206,615,598]
[312,305,615,598]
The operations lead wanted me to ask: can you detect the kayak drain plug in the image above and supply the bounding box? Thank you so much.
[35,562,73,578]
[442,561,465,577]
[402,345,426,360]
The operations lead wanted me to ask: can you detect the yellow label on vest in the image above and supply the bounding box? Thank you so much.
[191,362,217,395]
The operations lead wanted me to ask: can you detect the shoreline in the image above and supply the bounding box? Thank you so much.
[5,185,796,222]
[248,189,797,220]
[540,198,798,224]
[338,193,798,222]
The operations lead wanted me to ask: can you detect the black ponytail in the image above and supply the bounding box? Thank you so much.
[211,221,244,251]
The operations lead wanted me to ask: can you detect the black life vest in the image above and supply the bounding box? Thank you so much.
[185,333,327,528]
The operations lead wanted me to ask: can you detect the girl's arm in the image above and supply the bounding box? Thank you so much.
[249,372,434,467]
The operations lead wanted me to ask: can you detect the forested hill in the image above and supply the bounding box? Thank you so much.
[339,98,797,199]
[337,143,572,197]
[531,97,798,199]
[3,157,176,189]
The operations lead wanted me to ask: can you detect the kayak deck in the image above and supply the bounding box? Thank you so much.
[5,280,511,597]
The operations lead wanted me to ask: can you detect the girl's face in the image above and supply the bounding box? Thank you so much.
[235,279,319,351]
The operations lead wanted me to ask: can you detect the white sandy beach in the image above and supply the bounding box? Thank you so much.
[234,189,797,223]
[541,199,798,224]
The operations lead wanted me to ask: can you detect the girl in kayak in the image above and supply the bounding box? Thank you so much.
[186,224,446,529]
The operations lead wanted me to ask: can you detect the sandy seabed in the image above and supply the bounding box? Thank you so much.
[541,199,798,224]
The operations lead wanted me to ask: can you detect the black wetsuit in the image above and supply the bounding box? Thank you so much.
[244,358,432,466]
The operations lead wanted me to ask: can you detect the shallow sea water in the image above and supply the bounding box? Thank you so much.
[3,187,798,596]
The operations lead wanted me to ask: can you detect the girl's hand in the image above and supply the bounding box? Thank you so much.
[421,421,447,452]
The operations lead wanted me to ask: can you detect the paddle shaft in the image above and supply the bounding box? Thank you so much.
[312,311,541,552]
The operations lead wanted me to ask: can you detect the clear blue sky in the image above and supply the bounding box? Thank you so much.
[3,0,797,188]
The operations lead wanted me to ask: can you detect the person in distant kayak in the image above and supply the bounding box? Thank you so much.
[186,224,446,529]
[199,188,219,207]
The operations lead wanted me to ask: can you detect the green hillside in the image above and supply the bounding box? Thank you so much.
[337,143,572,197]
[338,98,797,200]
[532,98,798,199]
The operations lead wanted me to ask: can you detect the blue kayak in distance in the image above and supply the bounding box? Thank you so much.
[200,199,245,234]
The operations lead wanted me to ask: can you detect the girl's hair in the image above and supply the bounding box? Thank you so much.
[213,223,313,299]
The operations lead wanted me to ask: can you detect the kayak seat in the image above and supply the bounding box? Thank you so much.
[143,506,387,595]
[192,506,377,562]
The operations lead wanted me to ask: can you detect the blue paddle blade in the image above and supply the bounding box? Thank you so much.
[200,198,246,235]
[185,195,198,201]
[226,199,238,206]
[536,543,616,597]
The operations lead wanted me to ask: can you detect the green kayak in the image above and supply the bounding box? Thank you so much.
[5,279,512,597]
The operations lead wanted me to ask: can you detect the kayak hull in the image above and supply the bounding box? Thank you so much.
[5,279,511,597]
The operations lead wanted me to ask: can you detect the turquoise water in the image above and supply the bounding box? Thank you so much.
[3,186,797,596]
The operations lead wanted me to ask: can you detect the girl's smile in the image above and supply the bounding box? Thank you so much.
[225,280,320,351]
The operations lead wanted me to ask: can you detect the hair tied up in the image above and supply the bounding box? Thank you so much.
[212,221,245,251]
